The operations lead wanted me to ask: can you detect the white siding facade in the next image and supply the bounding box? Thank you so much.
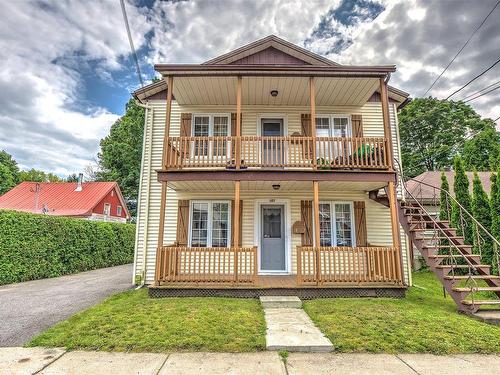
[133,100,411,285]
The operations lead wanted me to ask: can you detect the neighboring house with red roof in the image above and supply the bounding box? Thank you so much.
[0,175,130,223]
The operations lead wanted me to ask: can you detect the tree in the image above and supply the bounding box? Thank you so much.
[18,168,63,182]
[462,124,500,171]
[471,171,493,266]
[66,173,79,182]
[0,150,19,194]
[97,99,145,204]
[452,156,473,245]
[0,164,16,195]
[399,98,491,177]
[492,172,500,240]
[439,171,451,221]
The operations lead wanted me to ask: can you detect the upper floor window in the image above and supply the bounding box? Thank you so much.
[193,114,231,157]
[318,202,355,247]
[104,203,111,216]
[117,205,122,216]
[315,115,352,137]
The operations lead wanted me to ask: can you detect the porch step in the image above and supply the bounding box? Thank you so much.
[259,296,302,309]
[461,300,500,306]
[453,287,500,292]
[444,275,500,280]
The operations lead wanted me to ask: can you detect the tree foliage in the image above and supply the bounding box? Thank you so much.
[439,171,451,221]
[491,172,500,241]
[471,171,493,266]
[451,156,473,245]
[462,125,500,171]
[0,150,19,194]
[97,99,145,204]
[18,168,63,183]
[399,98,494,177]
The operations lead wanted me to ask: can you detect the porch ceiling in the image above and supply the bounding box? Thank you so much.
[167,180,388,192]
[172,76,379,106]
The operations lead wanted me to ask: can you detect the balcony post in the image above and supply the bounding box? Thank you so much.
[380,77,394,169]
[310,77,317,169]
[313,180,321,284]
[157,76,173,268]
[236,76,242,169]
[387,180,403,282]
[233,180,241,282]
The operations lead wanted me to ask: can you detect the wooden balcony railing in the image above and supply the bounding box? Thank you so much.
[297,246,403,285]
[155,246,258,285]
[165,136,388,170]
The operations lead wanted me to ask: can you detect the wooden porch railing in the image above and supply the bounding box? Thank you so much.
[155,246,258,284]
[165,136,388,170]
[296,246,403,285]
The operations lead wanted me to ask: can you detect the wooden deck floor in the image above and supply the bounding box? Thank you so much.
[153,275,405,289]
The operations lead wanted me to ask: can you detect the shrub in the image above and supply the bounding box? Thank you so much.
[0,210,135,285]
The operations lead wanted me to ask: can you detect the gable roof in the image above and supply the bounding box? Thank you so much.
[202,35,339,66]
[0,181,130,218]
[406,171,493,203]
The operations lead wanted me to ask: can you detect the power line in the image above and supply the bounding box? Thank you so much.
[494,115,500,122]
[460,79,500,100]
[463,84,500,103]
[445,57,500,100]
[120,0,143,87]
[423,0,500,96]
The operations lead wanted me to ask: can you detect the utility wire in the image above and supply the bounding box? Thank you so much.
[445,57,500,99]
[423,0,500,96]
[460,79,500,100]
[120,0,143,87]
[494,115,500,122]
[463,84,500,103]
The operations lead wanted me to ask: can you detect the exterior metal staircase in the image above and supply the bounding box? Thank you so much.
[396,164,500,314]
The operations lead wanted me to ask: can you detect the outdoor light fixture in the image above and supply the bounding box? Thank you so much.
[270,90,279,97]
[272,184,281,190]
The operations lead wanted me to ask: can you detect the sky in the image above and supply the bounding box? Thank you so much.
[0,0,499,176]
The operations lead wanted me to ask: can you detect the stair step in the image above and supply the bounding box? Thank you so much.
[453,287,500,292]
[409,220,449,224]
[259,296,302,309]
[411,228,455,232]
[461,300,500,306]
[416,236,464,241]
[437,264,490,269]
[444,275,500,280]
[428,254,481,259]
[424,245,472,249]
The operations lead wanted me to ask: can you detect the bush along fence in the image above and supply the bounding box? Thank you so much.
[0,210,135,285]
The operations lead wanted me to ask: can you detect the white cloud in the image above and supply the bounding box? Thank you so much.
[0,0,152,175]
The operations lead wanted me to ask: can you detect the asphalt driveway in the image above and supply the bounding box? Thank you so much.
[0,264,133,347]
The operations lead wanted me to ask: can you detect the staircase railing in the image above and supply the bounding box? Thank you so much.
[394,159,500,308]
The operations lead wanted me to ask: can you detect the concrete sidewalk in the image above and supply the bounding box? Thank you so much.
[2,348,499,375]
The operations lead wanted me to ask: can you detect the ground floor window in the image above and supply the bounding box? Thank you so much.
[318,202,355,247]
[189,201,231,247]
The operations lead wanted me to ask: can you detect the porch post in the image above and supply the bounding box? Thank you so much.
[233,180,241,282]
[380,77,394,170]
[310,77,317,169]
[235,76,242,169]
[387,180,403,282]
[156,76,173,285]
[313,180,321,284]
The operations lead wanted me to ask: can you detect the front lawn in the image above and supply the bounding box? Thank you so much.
[28,290,266,352]
[303,271,500,354]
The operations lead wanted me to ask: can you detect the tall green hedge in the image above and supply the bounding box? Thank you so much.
[0,210,135,285]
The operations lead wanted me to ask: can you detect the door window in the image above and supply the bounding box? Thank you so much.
[263,207,282,238]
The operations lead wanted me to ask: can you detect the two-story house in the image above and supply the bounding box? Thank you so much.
[132,35,412,298]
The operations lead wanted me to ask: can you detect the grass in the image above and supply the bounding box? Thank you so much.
[28,271,498,354]
[303,271,500,354]
[28,289,266,352]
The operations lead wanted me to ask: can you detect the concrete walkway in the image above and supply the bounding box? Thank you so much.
[261,296,333,352]
[0,264,133,347]
[2,348,499,375]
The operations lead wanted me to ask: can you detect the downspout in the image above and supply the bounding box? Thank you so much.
[133,100,154,289]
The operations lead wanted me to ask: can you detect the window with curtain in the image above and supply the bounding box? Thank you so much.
[318,202,354,247]
[190,201,230,247]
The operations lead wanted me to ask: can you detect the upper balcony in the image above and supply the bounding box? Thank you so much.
[165,135,389,170]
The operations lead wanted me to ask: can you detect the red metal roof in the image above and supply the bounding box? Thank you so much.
[0,181,129,218]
